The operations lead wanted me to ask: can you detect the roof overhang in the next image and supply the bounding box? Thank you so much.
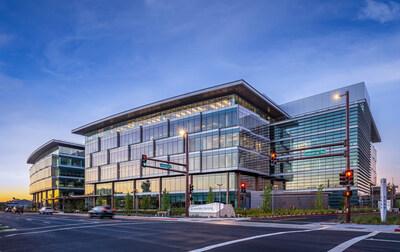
[72,79,289,135]
[371,116,381,143]
[27,139,84,164]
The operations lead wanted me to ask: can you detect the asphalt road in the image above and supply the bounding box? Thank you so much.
[0,212,399,252]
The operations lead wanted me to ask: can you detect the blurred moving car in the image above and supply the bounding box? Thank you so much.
[39,207,54,215]
[4,207,12,213]
[12,206,24,214]
[89,206,114,219]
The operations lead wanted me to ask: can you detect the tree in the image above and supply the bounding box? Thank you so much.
[161,188,170,211]
[141,180,151,192]
[114,198,120,210]
[141,196,151,209]
[262,184,273,212]
[77,200,85,211]
[206,187,214,204]
[124,193,133,214]
[314,184,324,210]
[96,194,104,206]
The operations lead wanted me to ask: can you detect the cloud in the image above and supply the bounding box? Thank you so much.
[358,0,400,23]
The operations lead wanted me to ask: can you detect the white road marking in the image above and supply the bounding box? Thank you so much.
[11,220,130,231]
[0,226,9,228]
[190,227,330,252]
[3,221,172,238]
[366,238,400,243]
[327,231,380,252]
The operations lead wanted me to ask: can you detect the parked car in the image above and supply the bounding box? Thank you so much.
[39,207,54,215]
[89,206,114,219]
[4,207,12,213]
[12,206,24,214]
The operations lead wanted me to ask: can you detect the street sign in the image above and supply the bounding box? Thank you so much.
[304,149,326,157]
[160,163,172,169]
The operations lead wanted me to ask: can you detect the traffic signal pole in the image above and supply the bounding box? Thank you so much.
[141,131,190,218]
[185,131,190,218]
[345,90,351,223]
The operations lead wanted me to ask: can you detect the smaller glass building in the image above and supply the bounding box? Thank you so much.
[27,139,85,209]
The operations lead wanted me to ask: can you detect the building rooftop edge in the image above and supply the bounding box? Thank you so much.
[71,79,290,136]
[27,139,84,164]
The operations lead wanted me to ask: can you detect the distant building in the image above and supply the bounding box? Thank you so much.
[6,198,33,209]
[27,139,85,209]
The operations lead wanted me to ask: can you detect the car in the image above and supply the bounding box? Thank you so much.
[4,207,12,213]
[39,207,54,215]
[89,206,114,219]
[12,206,24,214]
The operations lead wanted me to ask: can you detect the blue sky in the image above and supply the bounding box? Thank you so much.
[0,0,399,200]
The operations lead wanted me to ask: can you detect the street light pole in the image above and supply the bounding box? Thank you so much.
[335,91,351,223]
[184,131,189,218]
[345,90,351,223]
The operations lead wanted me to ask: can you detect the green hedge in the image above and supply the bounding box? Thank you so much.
[338,215,400,225]
[234,208,337,217]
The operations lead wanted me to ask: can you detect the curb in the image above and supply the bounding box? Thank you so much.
[250,212,379,220]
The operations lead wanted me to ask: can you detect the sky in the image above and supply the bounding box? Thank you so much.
[0,0,399,202]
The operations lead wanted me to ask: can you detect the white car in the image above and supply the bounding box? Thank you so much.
[39,207,54,215]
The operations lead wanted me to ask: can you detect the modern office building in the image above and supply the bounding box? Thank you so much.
[72,80,380,209]
[270,82,381,208]
[27,139,85,209]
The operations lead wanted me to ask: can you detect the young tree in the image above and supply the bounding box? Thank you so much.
[262,184,273,212]
[96,194,104,206]
[161,188,170,211]
[314,184,324,210]
[141,196,151,209]
[206,187,214,204]
[114,198,120,210]
[124,193,133,214]
[77,200,85,211]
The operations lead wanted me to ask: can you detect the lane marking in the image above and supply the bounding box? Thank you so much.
[366,238,400,243]
[9,220,132,231]
[3,220,174,238]
[0,229,17,233]
[327,231,380,252]
[190,227,329,252]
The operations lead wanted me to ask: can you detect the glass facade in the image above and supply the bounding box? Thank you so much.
[29,142,85,208]
[270,102,375,208]
[83,94,271,208]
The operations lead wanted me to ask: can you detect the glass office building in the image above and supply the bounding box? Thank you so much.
[72,80,380,209]
[27,140,85,209]
[271,83,381,208]
[72,80,288,208]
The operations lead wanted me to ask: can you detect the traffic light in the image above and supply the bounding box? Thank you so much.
[343,190,352,197]
[339,171,346,185]
[190,184,194,194]
[240,183,246,193]
[270,153,277,165]
[345,170,354,185]
[141,155,147,167]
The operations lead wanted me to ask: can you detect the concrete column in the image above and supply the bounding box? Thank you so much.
[93,184,97,206]
[256,176,260,191]
[51,189,55,209]
[236,172,241,208]
[133,180,136,210]
[46,190,48,206]
[33,194,36,210]
[111,182,115,208]
[226,172,229,205]
[159,177,162,209]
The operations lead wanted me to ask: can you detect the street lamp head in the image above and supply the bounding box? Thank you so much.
[179,130,186,136]
[334,94,341,100]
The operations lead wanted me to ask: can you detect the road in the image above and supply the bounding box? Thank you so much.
[0,212,399,251]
